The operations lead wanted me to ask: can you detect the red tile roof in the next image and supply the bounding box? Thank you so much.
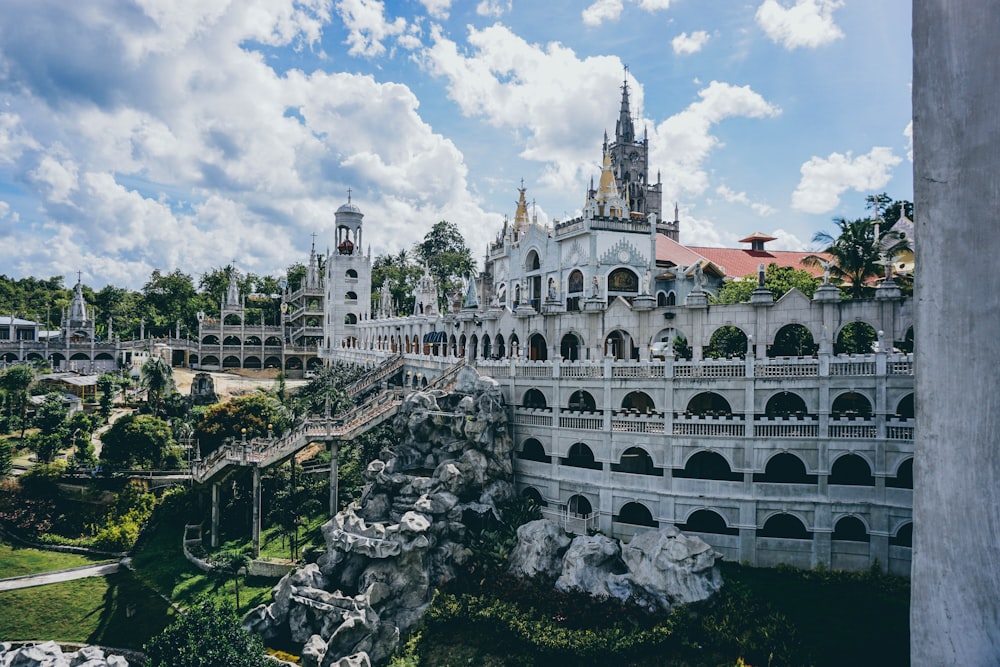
[688,246,827,279]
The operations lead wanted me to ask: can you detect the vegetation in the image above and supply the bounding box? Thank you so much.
[194,392,291,457]
[713,263,820,304]
[144,598,268,667]
[100,414,179,470]
[0,537,109,577]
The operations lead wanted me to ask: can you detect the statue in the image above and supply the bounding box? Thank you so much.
[817,258,833,284]
[591,275,600,298]
[548,278,557,300]
[693,263,703,290]
[757,263,766,288]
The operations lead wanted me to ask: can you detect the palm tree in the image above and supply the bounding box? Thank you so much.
[141,355,175,414]
[1,365,34,438]
[805,217,910,299]
[212,550,252,609]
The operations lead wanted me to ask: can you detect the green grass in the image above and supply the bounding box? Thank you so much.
[0,539,111,578]
[0,572,174,650]
[211,513,328,563]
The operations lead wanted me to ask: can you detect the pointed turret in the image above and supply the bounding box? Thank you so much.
[616,69,635,145]
[68,272,88,324]
[513,180,530,237]
[225,268,241,307]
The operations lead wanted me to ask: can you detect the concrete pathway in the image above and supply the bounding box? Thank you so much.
[0,562,120,592]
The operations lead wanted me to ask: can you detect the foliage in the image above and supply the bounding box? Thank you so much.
[293,360,366,417]
[141,356,176,415]
[704,325,748,359]
[100,414,178,470]
[144,598,268,667]
[194,392,290,456]
[93,482,159,551]
[0,439,11,478]
[1,364,34,437]
[141,269,199,332]
[0,274,70,329]
[68,411,98,467]
[714,263,820,304]
[210,550,252,609]
[414,220,476,308]
[97,373,118,418]
[835,321,879,355]
[371,250,424,316]
[17,461,66,498]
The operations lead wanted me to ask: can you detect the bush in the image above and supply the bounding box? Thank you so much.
[144,598,268,667]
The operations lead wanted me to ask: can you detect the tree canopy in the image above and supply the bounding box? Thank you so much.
[713,264,819,304]
[194,393,290,456]
[100,413,177,470]
[144,599,268,667]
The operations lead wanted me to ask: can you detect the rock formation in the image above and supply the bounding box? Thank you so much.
[510,519,723,613]
[0,641,131,666]
[244,368,515,666]
[188,372,218,405]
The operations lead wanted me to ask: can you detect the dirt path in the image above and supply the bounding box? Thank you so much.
[171,367,307,401]
[0,562,121,592]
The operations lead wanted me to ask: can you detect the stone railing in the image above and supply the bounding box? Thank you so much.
[512,407,554,427]
[753,416,819,438]
[886,418,915,440]
[558,410,604,430]
[755,358,820,377]
[674,359,746,378]
[610,411,666,434]
[540,506,599,535]
[829,355,877,376]
[828,417,878,439]
[672,414,745,437]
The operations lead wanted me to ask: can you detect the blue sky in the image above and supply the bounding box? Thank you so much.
[0,0,912,289]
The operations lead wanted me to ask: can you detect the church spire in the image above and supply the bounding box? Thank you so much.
[615,66,634,145]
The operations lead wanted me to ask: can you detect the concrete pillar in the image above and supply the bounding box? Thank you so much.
[329,441,339,516]
[912,3,1000,662]
[211,482,220,548]
[251,465,261,558]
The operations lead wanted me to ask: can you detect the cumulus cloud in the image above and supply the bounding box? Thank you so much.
[0,201,18,223]
[582,0,674,26]
[715,184,776,216]
[418,0,451,20]
[335,0,407,57]
[903,120,913,162]
[672,31,710,55]
[650,81,781,201]
[791,147,902,214]
[476,0,511,17]
[755,0,844,49]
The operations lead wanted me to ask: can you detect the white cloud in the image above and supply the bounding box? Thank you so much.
[0,201,18,223]
[30,154,80,205]
[650,81,781,200]
[637,0,675,9]
[418,0,451,20]
[335,0,407,57]
[672,31,710,55]
[755,0,844,50]
[476,0,511,17]
[903,120,913,162]
[715,184,776,216]
[582,0,623,26]
[791,147,902,214]
[765,228,807,250]
[0,113,40,165]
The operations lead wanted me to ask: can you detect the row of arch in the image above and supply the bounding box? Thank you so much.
[193,354,323,371]
[519,487,913,546]
[201,335,287,347]
[1,351,115,363]
[524,388,915,420]
[518,440,914,488]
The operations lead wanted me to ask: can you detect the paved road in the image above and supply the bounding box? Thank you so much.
[0,562,120,592]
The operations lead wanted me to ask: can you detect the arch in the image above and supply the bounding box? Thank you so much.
[469,333,478,360]
[681,509,738,536]
[344,313,358,325]
[560,332,582,361]
[94,352,114,361]
[616,501,657,527]
[758,513,812,539]
[607,267,639,294]
[223,335,241,346]
[346,269,358,279]
[188,354,199,365]
[567,269,584,312]
[224,313,242,326]
[705,325,748,359]
[754,452,816,484]
[686,392,732,416]
[222,355,241,368]
[567,390,596,412]
[890,522,912,548]
[244,335,262,346]
[675,451,742,482]
[895,325,914,354]
[518,438,550,463]
[528,333,547,361]
[522,389,547,409]
[613,447,658,476]
[833,516,870,542]
[26,353,44,362]
[264,356,282,369]
[449,334,457,357]
[202,335,220,345]
[567,494,592,516]
[201,355,220,366]
[768,323,817,357]
[482,334,492,359]
[656,291,668,307]
[306,357,324,370]
[495,334,505,359]
[831,391,873,417]
[765,391,809,417]
[345,291,358,301]
[521,486,547,507]
[562,442,600,470]
[621,391,655,414]
[604,329,638,360]
[829,454,875,486]
[1,352,18,363]
[70,352,90,361]
[243,356,262,369]
[886,457,913,489]
[264,336,282,346]
[651,327,690,360]
[895,393,914,419]
[285,357,303,370]
[665,291,676,306]
[835,321,879,355]
[525,249,541,271]
[509,333,520,357]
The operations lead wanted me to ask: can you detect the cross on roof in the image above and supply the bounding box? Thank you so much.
[347,187,352,203]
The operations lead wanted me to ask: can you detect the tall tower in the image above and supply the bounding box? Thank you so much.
[608,69,663,226]
[322,191,371,358]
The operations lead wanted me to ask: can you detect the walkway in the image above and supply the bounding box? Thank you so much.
[0,562,120,592]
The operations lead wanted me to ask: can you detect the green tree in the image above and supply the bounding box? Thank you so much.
[92,284,143,340]
[285,261,307,292]
[804,214,910,299]
[371,250,423,316]
[97,373,118,418]
[141,268,199,332]
[714,264,820,304]
[141,355,176,415]
[194,393,290,456]
[414,220,475,309]
[211,551,252,609]
[144,598,268,667]
[1,365,34,438]
[68,411,97,468]
[100,414,177,470]
[0,439,13,479]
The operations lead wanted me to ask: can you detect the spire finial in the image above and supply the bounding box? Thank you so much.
[347,187,352,203]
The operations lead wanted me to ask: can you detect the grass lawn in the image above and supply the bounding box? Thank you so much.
[0,539,111,578]
[211,513,328,563]
[0,572,174,650]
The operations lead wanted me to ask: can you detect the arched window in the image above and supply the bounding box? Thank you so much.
[613,447,658,476]
[681,509,738,536]
[202,335,220,345]
[482,334,492,359]
[674,451,742,482]
[616,502,657,527]
[890,522,912,548]
[223,355,241,368]
[665,291,676,306]
[621,391,655,414]
[705,326,748,359]
[567,390,596,412]
[833,516,870,542]
[765,392,809,417]
[243,356,261,369]
[345,291,358,301]
[758,513,812,539]
[604,330,637,360]
[835,321,879,355]
[526,250,541,271]
[886,458,913,489]
[346,269,358,279]
[895,394,915,419]
[522,389,547,409]
[831,392,873,417]
[656,291,668,307]
[560,333,581,360]
[495,334,506,358]
[562,442,600,470]
[829,454,875,486]
[224,314,242,326]
[264,336,282,346]
[521,486,547,507]
[768,324,817,357]
[223,335,241,346]
[568,494,592,516]
[244,335,261,346]
[568,270,584,293]
[518,439,550,463]
[528,333,547,361]
[607,268,639,294]
[686,392,732,416]
[344,313,357,325]
[754,453,816,484]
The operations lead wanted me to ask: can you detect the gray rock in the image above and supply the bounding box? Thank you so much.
[555,535,630,601]
[301,634,328,667]
[621,525,722,611]
[508,519,571,581]
[325,653,371,667]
